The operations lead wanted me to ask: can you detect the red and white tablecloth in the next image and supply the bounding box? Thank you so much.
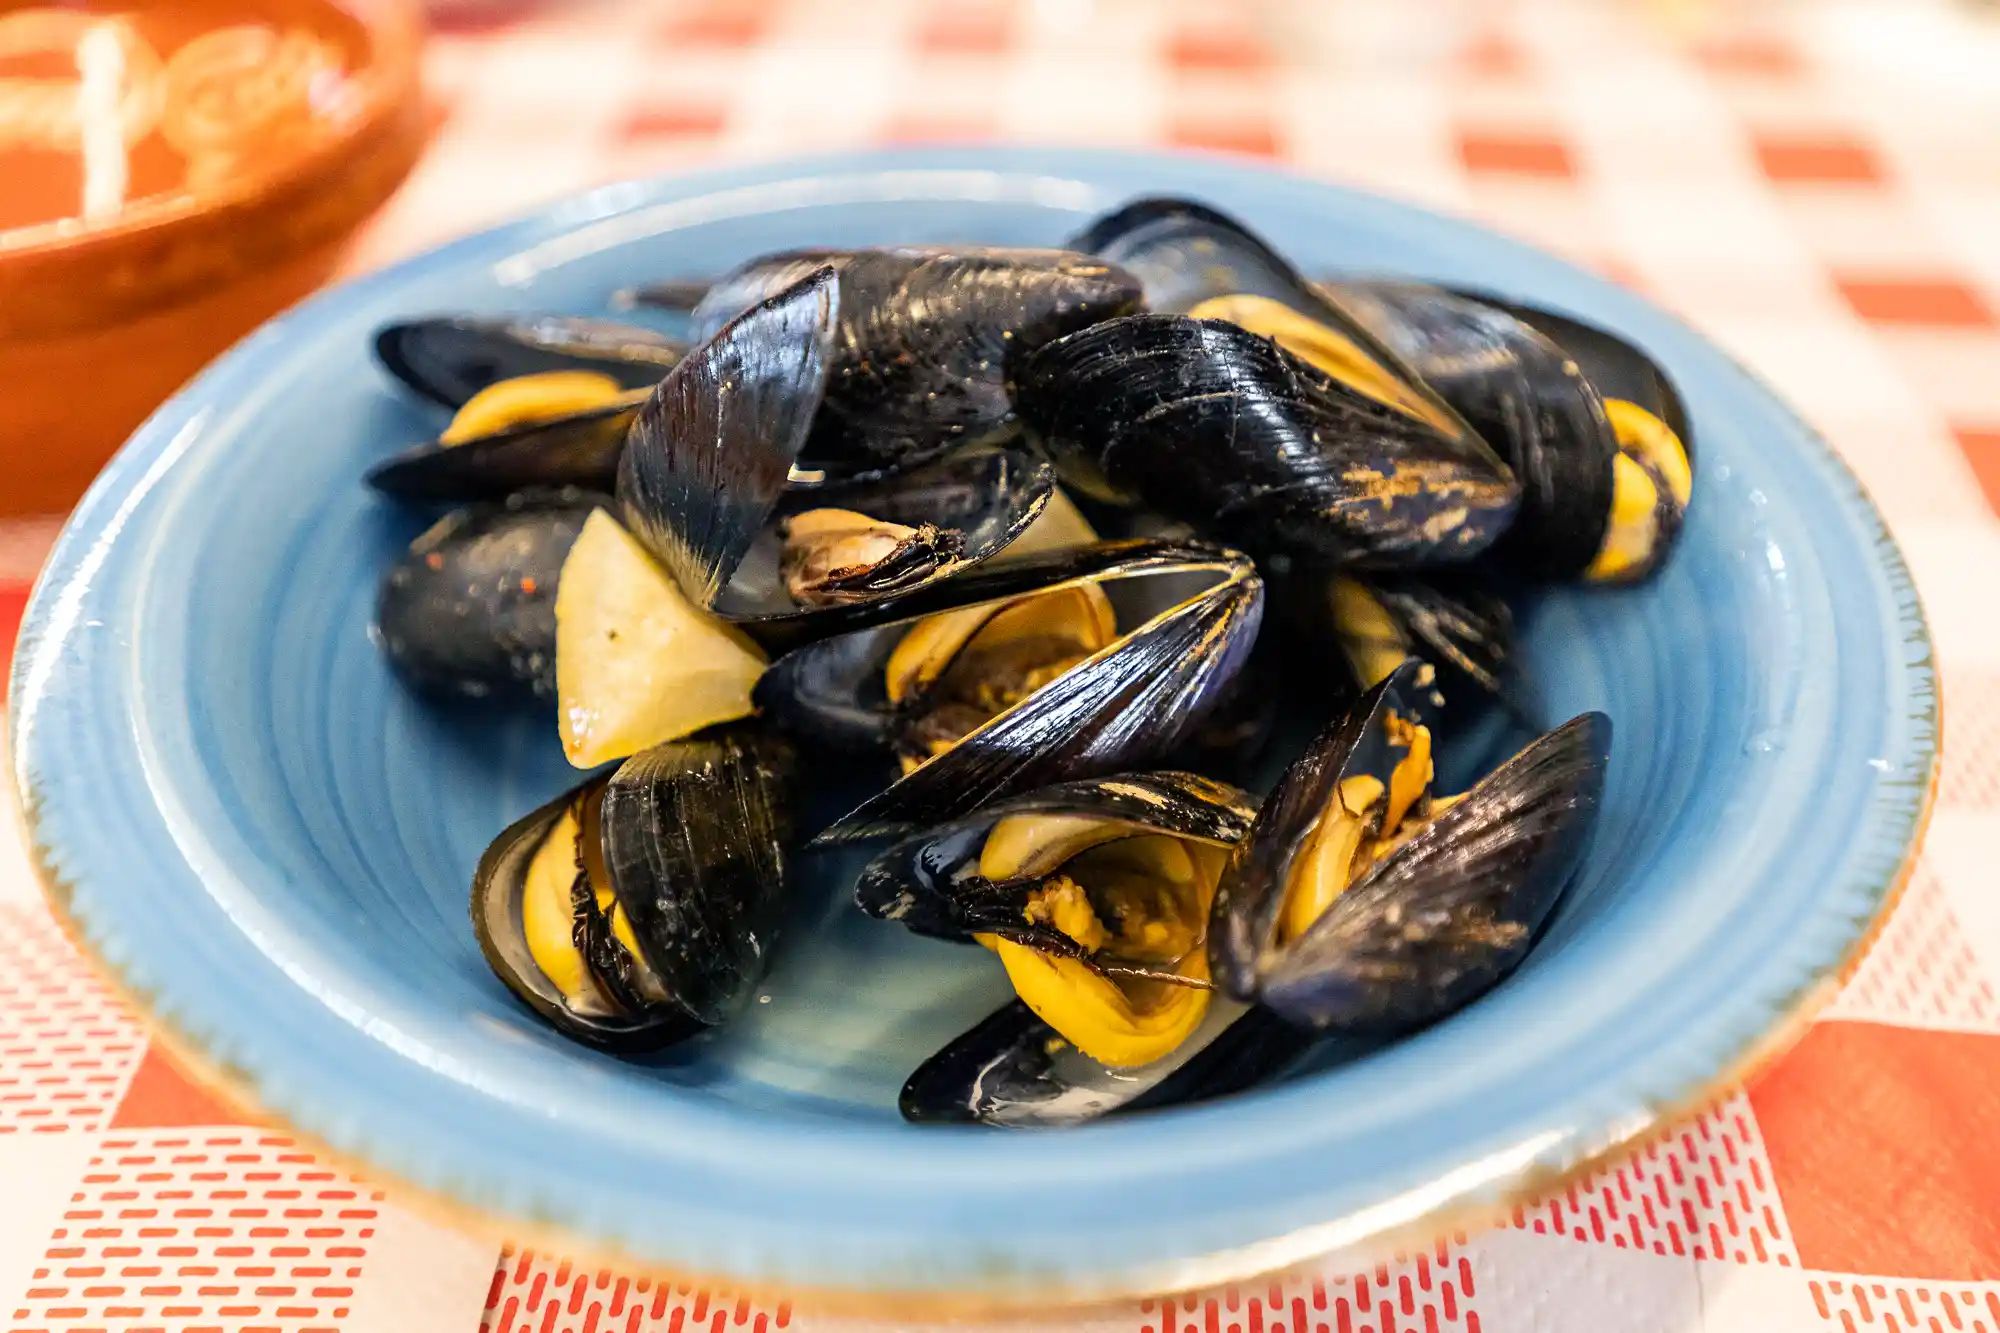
[5,0,2000,1328]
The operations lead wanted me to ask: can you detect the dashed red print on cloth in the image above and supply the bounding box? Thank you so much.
[477,1244,1483,1333]
[1938,668,2000,807]
[1826,870,2000,1031]
[1138,1241,1481,1333]
[481,1249,792,1333]
[1810,1277,2000,1332]
[8,1129,382,1332]
[0,905,148,1135]
[1508,1094,1798,1265]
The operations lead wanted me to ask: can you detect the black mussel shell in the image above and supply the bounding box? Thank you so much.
[637,247,1144,481]
[367,398,641,502]
[754,539,1264,845]
[1275,567,1513,705]
[900,998,1309,1127]
[1072,195,1317,313]
[619,249,848,333]
[853,770,1256,945]
[1496,300,1691,445]
[599,729,798,1028]
[1156,611,1286,785]
[469,727,797,1049]
[1071,198,1479,437]
[621,303,1052,625]
[1015,315,1519,567]
[375,315,684,409]
[617,267,840,608]
[1212,665,1610,1031]
[683,250,854,341]
[746,446,1052,626]
[471,783,682,1048]
[374,489,606,700]
[860,771,1290,1128]
[1326,281,1617,578]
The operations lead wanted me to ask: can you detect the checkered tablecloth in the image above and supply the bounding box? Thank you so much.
[5,0,2000,1328]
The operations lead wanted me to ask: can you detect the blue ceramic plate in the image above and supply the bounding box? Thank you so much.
[11,149,1936,1306]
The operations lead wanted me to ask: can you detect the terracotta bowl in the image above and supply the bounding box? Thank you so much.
[0,0,426,514]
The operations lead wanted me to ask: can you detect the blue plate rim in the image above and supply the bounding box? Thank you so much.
[8,145,1939,1305]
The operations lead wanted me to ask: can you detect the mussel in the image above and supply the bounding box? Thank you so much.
[613,264,1056,627]
[472,726,796,1048]
[1014,314,1520,566]
[856,771,1260,1070]
[872,772,1321,1127]
[1276,569,1513,707]
[1210,661,1609,1030]
[375,488,605,701]
[753,539,1264,844]
[629,246,1143,481]
[367,316,684,501]
[1326,281,1693,582]
[1070,197,1485,444]
[898,998,1310,1127]
[375,314,684,408]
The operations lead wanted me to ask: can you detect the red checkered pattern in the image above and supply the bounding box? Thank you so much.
[6,0,2000,1327]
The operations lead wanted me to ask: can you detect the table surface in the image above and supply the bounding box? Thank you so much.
[4,0,2000,1329]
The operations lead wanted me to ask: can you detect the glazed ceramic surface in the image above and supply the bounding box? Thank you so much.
[10,148,1936,1302]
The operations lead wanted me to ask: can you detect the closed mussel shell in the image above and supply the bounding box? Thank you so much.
[1211,662,1610,1031]
[754,539,1264,845]
[1015,315,1520,567]
[470,726,797,1048]
[375,488,606,701]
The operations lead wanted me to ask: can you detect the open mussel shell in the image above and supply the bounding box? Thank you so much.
[857,771,1298,1126]
[853,769,1256,941]
[1325,281,1615,578]
[375,315,684,409]
[1070,197,1483,443]
[1492,297,1691,583]
[632,246,1143,482]
[652,249,850,341]
[754,539,1264,845]
[470,726,797,1049]
[375,489,605,701]
[732,446,1052,626]
[1015,314,1519,567]
[1330,280,1693,581]
[617,269,1052,625]
[1275,567,1513,707]
[900,997,1310,1127]
[617,266,840,608]
[367,397,643,502]
[1210,663,1610,1032]
[1495,299,1691,443]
